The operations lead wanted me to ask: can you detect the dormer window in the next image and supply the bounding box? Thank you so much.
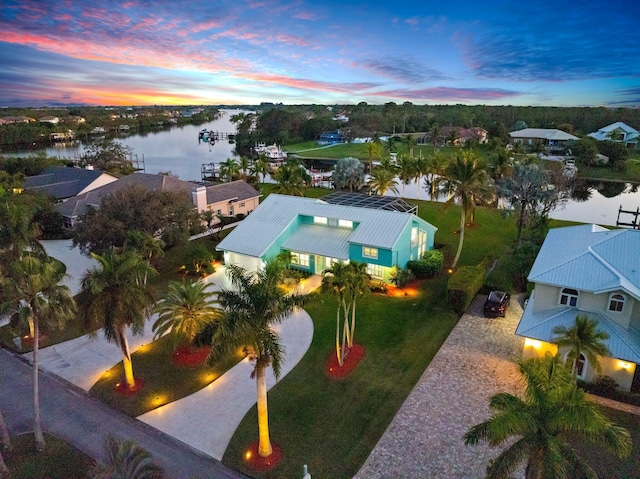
[313,216,328,225]
[560,288,578,307]
[608,293,625,312]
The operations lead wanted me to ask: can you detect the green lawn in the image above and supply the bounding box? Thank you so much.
[221,201,521,477]
[89,334,243,417]
[4,433,94,479]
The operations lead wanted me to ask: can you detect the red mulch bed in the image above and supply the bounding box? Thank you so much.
[244,441,283,472]
[21,334,48,346]
[172,345,210,368]
[385,278,424,297]
[114,378,145,395]
[325,344,365,379]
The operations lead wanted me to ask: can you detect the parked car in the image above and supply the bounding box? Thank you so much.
[484,291,510,317]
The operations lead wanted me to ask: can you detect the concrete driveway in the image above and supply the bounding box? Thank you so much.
[41,239,99,295]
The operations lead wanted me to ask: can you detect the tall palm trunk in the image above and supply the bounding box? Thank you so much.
[451,206,466,269]
[0,449,8,478]
[0,409,11,452]
[335,308,342,366]
[341,298,351,354]
[349,300,357,348]
[32,317,45,451]
[118,327,135,388]
[255,365,272,457]
[525,450,544,479]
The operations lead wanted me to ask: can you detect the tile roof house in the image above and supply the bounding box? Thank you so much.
[509,128,579,153]
[588,122,639,147]
[515,224,640,392]
[24,166,118,201]
[217,193,437,282]
[56,173,260,230]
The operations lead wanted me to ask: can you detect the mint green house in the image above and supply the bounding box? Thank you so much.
[217,194,437,282]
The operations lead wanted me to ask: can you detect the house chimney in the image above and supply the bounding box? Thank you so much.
[192,186,207,212]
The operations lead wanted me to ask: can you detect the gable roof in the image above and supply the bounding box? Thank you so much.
[217,194,437,258]
[24,166,117,200]
[588,122,639,143]
[528,224,640,299]
[509,128,579,141]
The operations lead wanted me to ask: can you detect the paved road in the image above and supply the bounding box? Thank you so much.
[0,349,246,479]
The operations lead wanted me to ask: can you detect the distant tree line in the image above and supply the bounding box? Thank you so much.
[231,103,640,153]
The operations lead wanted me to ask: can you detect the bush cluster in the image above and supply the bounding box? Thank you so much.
[578,376,640,407]
[406,250,444,279]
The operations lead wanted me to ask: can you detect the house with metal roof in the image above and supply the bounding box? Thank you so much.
[509,128,579,153]
[24,166,118,200]
[515,224,640,392]
[588,122,639,148]
[216,193,437,282]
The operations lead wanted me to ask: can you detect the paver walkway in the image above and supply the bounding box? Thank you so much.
[355,294,526,479]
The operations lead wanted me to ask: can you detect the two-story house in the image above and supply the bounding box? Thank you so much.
[216,193,438,283]
[515,224,640,392]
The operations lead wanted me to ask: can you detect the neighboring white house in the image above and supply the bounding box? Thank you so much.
[516,224,640,392]
[509,128,579,153]
[588,122,639,148]
[24,166,118,200]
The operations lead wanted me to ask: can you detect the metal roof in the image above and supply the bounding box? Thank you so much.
[217,193,436,258]
[282,224,351,259]
[528,224,640,299]
[509,128,579,141]
[516,291,640,364]
[322,191,417,214]
[24,166,116,200]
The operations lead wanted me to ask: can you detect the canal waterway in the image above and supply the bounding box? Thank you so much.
[5,110,640,227]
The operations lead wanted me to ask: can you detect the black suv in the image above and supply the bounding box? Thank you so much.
[484,291,510,317]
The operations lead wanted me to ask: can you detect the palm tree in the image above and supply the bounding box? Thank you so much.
[219,158,239,182]
[272,159,310,196]
[90,435,165,479]
[238,156,251,181]
[125,231,164,285]
[0,200,44,269]
[367,166,399,196]
[464,354,631,479]
[252,153,271,185]
[396,154,415,198]
[0,409,11,477]
[81,250,156,390]
[323,261,352,366]
[430,123,441,146]
[208,260,306,458]
[402,134,417,157]
[552,314,610,380]
[345,261,370,348]
[1,255,76,451]
[423,152,446,201]
[412,154,428,201]
[366,141,383,173]
[439,151,491,269]
[152,280,219,350]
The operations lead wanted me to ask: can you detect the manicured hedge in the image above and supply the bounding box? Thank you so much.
[407,250,445,279]
[447,258,491,314]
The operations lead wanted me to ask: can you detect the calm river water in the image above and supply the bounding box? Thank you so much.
[6,109,640,227]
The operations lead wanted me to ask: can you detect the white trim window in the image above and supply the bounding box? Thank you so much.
[291,252,310,268]
[560,288,579,307]
[608,293,625,312]
[565,352,587,379]
[313,216,328,225]
[367,263,383,279]
[363,246,378,259]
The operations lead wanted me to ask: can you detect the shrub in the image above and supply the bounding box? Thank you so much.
[578,376,640,407]
[390,265,414,288]
[407,249,444,279]
[447,259,490,314]
[369,281,387,294]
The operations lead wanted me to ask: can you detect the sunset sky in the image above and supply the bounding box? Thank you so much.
[1,0,639,108]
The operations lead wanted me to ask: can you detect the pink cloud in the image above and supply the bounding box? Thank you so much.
[371,86,521,101]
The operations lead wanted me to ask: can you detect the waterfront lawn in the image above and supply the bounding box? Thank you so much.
[89,333,243,417]
[578,161,640,183]
[5,433,94,479]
